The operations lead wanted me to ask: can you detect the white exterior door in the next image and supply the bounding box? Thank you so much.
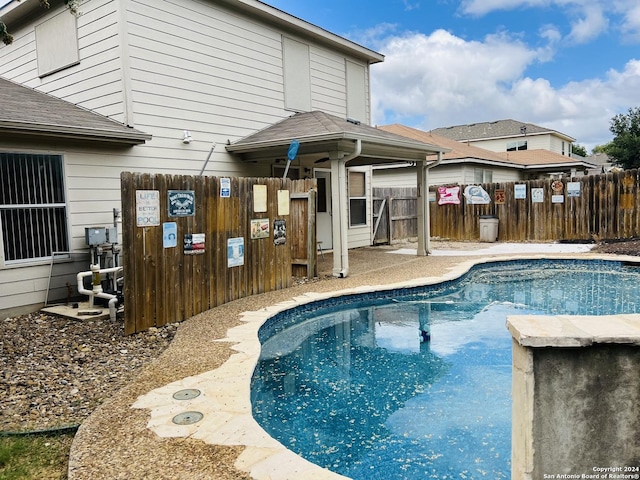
[315,169,332,250]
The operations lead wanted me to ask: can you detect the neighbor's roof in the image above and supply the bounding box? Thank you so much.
[379,124,512,165]
[431,119,576,143]
[0,77,151,144]
[496,149,596,169]
[378,124,594,170]
[227,111,449,166]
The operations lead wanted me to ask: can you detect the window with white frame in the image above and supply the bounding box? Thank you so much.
[0,153,69,264]
[474,168,493,184]
[507,140,527,151]
[348,170,366,226]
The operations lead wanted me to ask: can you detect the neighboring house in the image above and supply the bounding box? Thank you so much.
[375,124,595,189]
[586,152,615,175]
[0,0,444,316]
[431,119,576,158]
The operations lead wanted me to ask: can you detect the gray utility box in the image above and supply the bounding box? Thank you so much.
[479,215,499,242]
[85,226,118,246]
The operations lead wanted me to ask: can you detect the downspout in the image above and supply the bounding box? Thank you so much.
[336,139,362,278]
[424,151,443,254]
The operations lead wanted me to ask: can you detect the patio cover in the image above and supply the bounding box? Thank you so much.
[227,111,449,277]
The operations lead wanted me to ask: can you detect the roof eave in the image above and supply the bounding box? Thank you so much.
[228,131,448,152]
[0,122,152,145]
[223,0,384,64]
[522,161,595,170]
[436,157,526,169]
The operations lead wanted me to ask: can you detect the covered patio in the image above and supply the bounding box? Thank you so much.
[226,111,449,277]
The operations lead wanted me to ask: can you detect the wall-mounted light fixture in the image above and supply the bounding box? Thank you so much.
[182,130,193,144]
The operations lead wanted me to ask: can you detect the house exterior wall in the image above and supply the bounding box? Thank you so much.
[0,1,128,121]
[0,138,149,314]
[372,163,521,189]
[0,0,377,315]
[468,133,570,156]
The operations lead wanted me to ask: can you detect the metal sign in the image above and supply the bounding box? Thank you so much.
[168,190,195,217]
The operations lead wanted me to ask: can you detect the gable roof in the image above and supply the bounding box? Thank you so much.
[227,111,449,166]
[0,77,151,145]
[431,119,576,143]
[378,123,595,171]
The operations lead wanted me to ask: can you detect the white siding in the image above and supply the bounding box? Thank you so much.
[469,134,558,154]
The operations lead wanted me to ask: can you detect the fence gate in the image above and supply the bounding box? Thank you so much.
[121,172,316,334]
[373,187,419,244]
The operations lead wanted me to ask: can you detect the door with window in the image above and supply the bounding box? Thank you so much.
[315,170,332,250]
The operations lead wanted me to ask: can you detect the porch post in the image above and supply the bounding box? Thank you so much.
[330,154,349,277]
[416,160,428,256]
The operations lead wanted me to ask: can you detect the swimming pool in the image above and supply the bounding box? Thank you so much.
[251,260,640,479]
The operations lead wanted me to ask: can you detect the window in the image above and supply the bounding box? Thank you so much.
[272,165,300,180]
[282,36,311,112]
[0,153,68,264]
[35,12,79,77]
[348,171,366,226]
[474,168,493,184]
[346,60,367,123]
[507,140,527,151]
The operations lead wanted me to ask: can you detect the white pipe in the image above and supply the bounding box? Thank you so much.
[336,139,362,278]
[424,151,443,254]
[77,266,123,321]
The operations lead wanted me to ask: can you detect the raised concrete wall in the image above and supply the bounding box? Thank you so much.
[509,315,640,479]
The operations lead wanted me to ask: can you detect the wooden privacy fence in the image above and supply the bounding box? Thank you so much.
[121,172,316,334]
[374,170,640,244]
[373,187,418,244]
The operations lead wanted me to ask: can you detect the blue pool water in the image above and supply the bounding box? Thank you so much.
[251,260,640,479]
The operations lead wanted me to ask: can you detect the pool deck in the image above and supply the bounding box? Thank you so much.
[67,241,637,480]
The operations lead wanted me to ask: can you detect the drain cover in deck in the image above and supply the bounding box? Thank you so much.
[172,411,204,425]
[173,388,201,400]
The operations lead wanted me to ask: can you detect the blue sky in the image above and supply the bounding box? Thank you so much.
[265,0,640,150]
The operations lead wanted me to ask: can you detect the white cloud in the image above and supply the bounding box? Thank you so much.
[460,0,640,44]
[566,4,609,44]
[460,0,551,17]
[614,0,640,41]
[369,29,640,149]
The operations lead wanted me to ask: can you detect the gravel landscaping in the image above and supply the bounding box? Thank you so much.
[0,312,178,434]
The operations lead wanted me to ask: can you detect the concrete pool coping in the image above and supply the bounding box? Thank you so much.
[67,243,640,480]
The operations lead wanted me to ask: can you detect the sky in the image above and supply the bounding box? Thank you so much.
[265,0,640,151]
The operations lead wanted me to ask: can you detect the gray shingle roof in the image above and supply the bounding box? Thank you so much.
[431,119,575,142]
[229,111,445,151]
[0,76,150,144]
[227,111,449,166]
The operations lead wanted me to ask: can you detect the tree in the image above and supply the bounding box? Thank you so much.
[571,144,588,157]
[608,107,640,169]
[592,143,612,155]
[1,0,81,45]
